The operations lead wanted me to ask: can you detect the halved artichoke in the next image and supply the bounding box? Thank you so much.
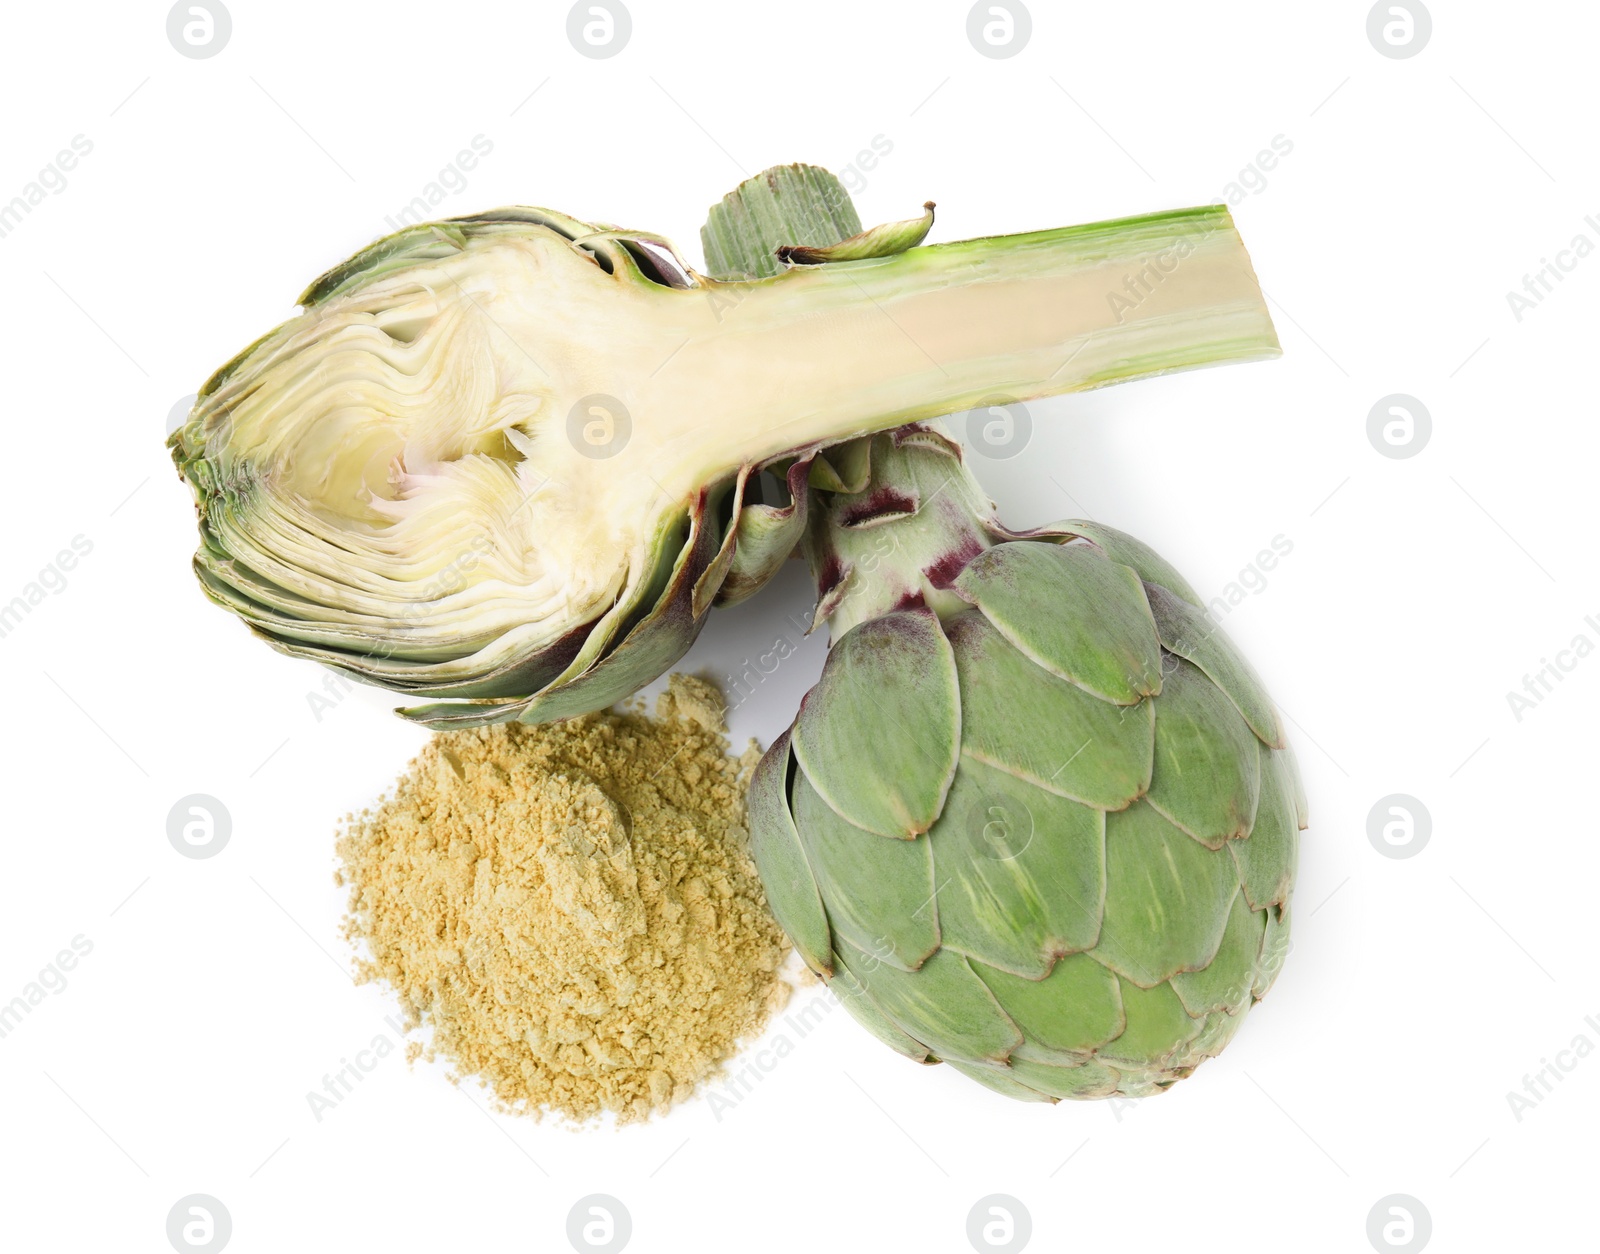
[170,173,1277,725]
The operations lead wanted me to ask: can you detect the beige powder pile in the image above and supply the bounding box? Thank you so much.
[336,676,791,1124]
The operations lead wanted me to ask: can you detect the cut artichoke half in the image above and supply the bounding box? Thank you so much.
[171,172,1277,725]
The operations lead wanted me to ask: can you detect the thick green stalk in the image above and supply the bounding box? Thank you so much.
[692,167,1276,496]
[676,209,1278,489]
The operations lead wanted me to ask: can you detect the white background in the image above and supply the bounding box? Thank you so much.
[1,2,1594,1251]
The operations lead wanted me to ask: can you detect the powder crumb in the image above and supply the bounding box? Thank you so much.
[656,672,727,732]
[336,681,790,1125]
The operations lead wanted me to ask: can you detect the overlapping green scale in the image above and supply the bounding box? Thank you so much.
[790,608,959,838]
[1057,523,1203,607]
[946,611,1152,810]
[1145,658,1262,847]
[826,963,934,1063]
[1093,800,1239,989]
[972,952,1124,1059]
[1146,581,1286,748]
[954,542,1163,704]
[1180,1002,1252,1065]
[746,730,833,975]
[1256,905,1294,999]
[1282,743,1311,831]
[791,774,939,973]
[1097,979,1205,1067]
[1169,889,1266,1016]
[1229,744,1299,912]
[1010,1055,1126,1099]
[834,938,1022,1065]
[927,756,1106,976]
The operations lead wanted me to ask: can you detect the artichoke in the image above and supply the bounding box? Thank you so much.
[169,173,1277,727]
[749,430,1307,1100]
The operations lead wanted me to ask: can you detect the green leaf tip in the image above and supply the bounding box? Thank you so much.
[778,201,936,265]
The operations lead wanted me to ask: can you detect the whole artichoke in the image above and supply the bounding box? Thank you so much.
[749,430,1306,1100]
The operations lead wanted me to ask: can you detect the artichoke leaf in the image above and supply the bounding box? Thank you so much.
[947,610,1152,811]
[807,437,874,494]
[1145,658,1263,847]
[1229,744,1300,912]
[1097,978,1204,1068]
[825,964,935,1063]
[1169,889,1267,1017]
[1145,581,1286,748]
[791,609,960,838]
[791,775,940,973]
[1055,522,1205,608]
[1282,742,1310,831]
[716,456,816,607]
[747,731,834,976]
[929,756,1106,977]
[833,938,1023,1065]
[954,541,1163,705]
[1175,1003,1252,1068]
[972,951,1124,1060]
[1001,1055,1124,1100]
[1094,800,1239,989]
[1255,905,1293,1000]
[778,202,936,266]
[701,162,864,282]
